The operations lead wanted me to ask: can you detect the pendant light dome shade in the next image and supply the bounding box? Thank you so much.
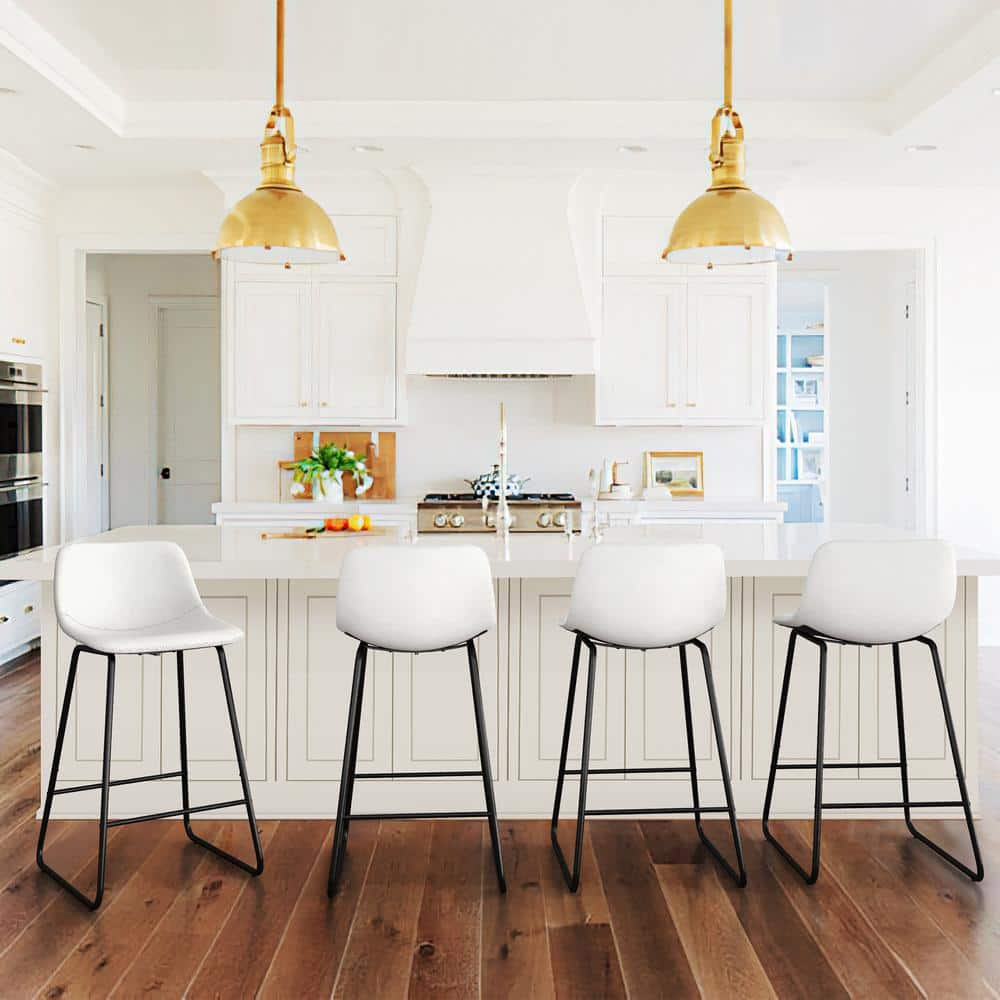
[216,185,342,264]
[663,0,790,267]
[214,0,343,264]
[665,185,790,266]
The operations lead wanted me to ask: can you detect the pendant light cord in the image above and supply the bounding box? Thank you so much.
[275,0,285,110]
[723,0,733,109]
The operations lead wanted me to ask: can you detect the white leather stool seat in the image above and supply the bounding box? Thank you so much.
[564,543,727,649]
[55,541,242,655]
[337,544,495,652]
[775,539,956,645]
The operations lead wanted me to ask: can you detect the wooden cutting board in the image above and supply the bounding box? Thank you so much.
[284,431,397,500]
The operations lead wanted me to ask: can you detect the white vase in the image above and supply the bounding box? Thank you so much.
[312,470,344,503]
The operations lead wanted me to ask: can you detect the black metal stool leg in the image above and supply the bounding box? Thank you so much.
[37,647,115,910]
[328,642,367,896]
[763,628,828,884]
[551,637,597,891]
[178,647,264,876]
[468,640,506,892]
[896,637,984,881]
[689,638,747,886]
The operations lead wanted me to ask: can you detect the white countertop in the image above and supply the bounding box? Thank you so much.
[7,523,1000,581]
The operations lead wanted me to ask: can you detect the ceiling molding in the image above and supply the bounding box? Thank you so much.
[127,98,880,141]
[0,0,124,133]
[882,5,1000,131]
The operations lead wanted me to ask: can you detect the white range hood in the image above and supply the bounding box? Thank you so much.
[406,169,596,375]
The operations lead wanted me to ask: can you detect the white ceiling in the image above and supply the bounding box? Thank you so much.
[14,0,995,102]
[1,0,1000,187]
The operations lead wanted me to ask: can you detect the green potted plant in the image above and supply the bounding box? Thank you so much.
[290,443,373,503]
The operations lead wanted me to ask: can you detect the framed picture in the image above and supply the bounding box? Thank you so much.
[791,375,821,407]
[643,451,704,498]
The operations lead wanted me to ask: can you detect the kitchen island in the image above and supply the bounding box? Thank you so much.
[10,522,999,820]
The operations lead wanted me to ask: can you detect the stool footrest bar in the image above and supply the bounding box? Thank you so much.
[354,770,484,780]
[775,761,901,770]
[563,766,691,776]
[53,770,184,795]
[347,810,489,821]
[585,805,731,816]
[822,799,963,810]
[107,798,247,828]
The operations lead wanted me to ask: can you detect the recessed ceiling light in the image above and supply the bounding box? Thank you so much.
[352,144,384,154]
[617,144,648,154]
[70,143,97,151]
[905,144,937,153]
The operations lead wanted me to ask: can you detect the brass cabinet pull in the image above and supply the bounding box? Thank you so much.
[299,401,309,407]
[11,337,25,345]
[23,604,34,614]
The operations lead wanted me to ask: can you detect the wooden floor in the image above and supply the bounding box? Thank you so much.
[1,652,998,998]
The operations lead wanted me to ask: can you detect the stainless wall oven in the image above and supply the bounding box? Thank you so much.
[0,361,44,561]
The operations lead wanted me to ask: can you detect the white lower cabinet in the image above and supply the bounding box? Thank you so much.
[750,577,970,786]
[284,579,392,780]
[43,575,978,816]
[516,579,626,780]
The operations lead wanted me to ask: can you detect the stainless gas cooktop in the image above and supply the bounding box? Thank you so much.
[417,493,581,533]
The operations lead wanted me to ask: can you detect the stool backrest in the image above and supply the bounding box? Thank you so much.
[337,544,496,652]
[564,543,727,649]
[795,539,956,644]
[55,541,203,635]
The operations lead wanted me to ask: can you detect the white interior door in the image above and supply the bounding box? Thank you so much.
[156,301,221,524]
[84,299,109,533]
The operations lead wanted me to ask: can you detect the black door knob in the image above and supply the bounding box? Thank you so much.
[160,467,171,480]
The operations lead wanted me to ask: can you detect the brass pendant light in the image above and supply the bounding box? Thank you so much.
[214,0,343,264]
[663,0,791,267]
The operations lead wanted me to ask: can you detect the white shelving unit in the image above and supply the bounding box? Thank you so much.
[776,284,829,523]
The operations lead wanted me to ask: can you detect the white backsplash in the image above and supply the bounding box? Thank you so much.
[233,376,765,501]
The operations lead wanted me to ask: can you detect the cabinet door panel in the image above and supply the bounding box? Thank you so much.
[603,217,686,277]
[625,585,735,781]
[325,216,397,275]
[518,580,625,780]
[685,281,765,420]
[54,633,159,781]
[862,582,967,780]
[316,281,397,421]
[392,610,501,777]
[285,580,391,780]
[750,579,858,781]
[599,279,686,422]
[160,582,268,781]
[232,278,312,419]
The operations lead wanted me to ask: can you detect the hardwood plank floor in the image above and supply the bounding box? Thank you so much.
[1,650,999,998]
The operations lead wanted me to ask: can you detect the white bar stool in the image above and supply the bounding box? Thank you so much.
[38,541,264,910]
[763,539,983,884]
[327,544,506,896]
[551,543,746,889]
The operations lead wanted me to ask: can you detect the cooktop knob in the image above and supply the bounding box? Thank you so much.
[449,513,466,528]
[485,513,496,528]
[433,513,449,528]
[537,512,553,528]
[553,511,568,527]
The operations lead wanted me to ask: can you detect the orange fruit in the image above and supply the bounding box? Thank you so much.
[347,514,366,532]
[327,518,348,532]
[362,515,372,530]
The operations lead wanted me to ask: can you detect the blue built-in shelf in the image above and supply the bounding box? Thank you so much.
[776,323,827,523]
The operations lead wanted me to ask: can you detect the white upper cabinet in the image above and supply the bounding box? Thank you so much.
[225,216,402,425]
[327,216,397,276]
[603,217,686,277]
[232,275,313,420]
[683,280,766,421]
[598,217,773,426]
[599,279,686,421]
[315,280,397,421]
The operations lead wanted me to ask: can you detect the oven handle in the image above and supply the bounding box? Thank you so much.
[0,387,46,405]
[0,481,45,504]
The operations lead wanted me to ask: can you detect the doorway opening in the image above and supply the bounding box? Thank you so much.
[84,254,221,528]
[776,250,926,530]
